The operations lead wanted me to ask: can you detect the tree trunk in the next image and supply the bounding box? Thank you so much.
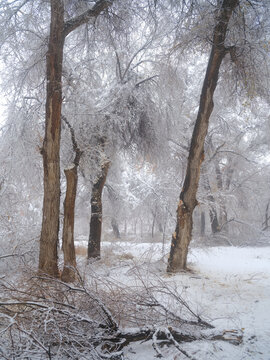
[215,162,228,231]
[111,218,121,238]
[162,212,168,255]
[203,170,220,234]
[263,201,270,231]
[38,0,113,277]
[134,219,137,235]
[61,116,82,282]
[210,207,219,233]
[124,219,127,234]
[167,0,238,272]
[61,167,78,282]
[88,161,110,259]
[151,209,156,238]
[140,218,143,238]
[200,211,205,236]
[39,0,64,277]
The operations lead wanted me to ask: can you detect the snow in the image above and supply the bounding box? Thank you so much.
[185,247,270,359]
[77,240,270,359]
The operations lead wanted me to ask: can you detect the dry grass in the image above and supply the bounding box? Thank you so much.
[118,252,134,260]
[75,243,134,264]
[75,245,87,256]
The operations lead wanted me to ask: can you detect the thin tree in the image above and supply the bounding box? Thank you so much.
[88,137,110,259]
[39,0,113,277]
[167,0,239,272]
[61,116,82,282]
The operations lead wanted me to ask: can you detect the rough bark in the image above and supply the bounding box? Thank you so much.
[88,161,110,259]
[167,0,239,272]
[39,0,64,277]
[61,167,78,282]
[39,0,112,277]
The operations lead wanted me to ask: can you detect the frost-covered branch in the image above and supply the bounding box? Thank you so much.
[63,0,113,38]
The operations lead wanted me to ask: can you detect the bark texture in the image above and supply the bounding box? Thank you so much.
[167,0,239,272]
[61,116,82,282]
[88,161,110,259]
[61,167,78,282]
[39,0,64,277]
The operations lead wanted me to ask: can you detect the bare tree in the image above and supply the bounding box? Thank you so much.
[39,0,113,277]
[88,137,110,259]
[167,0,239,272]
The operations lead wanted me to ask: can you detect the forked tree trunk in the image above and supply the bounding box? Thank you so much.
[38,0,113,277]
[88,161,110,259]
[167,0,238,272]
[61,166,78,282]
[39,0,64,277]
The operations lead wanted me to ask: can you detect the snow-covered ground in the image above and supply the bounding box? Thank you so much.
[77,240,270,359]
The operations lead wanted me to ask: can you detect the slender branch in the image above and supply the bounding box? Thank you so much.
[33,276,118,331]
[122,36,155,81]
[166,328,193,359]
[135,75,159,88]
[108,33,123,82]
[16,325,51,356]
[206,142,226,162]
[215,150,255,163]
[168,138,189,152]
[0,252,29,260]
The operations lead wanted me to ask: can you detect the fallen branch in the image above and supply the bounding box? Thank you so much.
[0,276,243,359]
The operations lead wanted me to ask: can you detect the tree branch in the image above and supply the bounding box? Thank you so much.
[61,115,82,166]
[135,75,159,88]
[63,0,113,38]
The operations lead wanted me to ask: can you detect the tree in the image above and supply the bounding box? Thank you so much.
[167,0,239,272]
[84,16,165,257]
[88,142,110,259]
[39,0,113,277]
[61,116,82,282]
